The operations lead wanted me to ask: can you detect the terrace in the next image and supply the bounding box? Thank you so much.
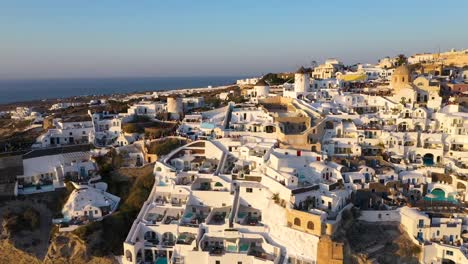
[144,206,166,224]
[180,205,210,226]
[162,208,183,225]
[208,207,231,225]
[236,205,262,226]
[143,231,159,245]
[176,232,196,245]
[192,179,213,191]
[200,236,275,261]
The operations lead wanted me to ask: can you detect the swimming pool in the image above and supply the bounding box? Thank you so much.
[155,257,167,264]
[184,212,193,218]
[227,245,238,252]
[18,184,55,195]
[424,189,457,203]
[158,181,167,186]
[239,243,250,252]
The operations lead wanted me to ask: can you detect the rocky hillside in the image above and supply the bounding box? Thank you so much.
[44,232,116,264]
[0,240,42,264]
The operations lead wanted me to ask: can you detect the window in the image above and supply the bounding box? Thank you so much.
[216,261,221,264]
[294,218,301,226]
[446,250,453,256]
[246,188,253,193]
[418,219,424,228]
[307,221,314,230]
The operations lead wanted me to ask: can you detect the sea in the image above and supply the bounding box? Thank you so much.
[0,76,246,105]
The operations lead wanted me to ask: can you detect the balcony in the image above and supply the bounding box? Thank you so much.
[248,246,276,262]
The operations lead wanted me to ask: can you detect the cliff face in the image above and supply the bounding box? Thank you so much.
[44,232,116,264]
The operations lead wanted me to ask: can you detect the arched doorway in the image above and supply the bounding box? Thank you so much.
[125,250,133,262]
[144,231,158,243]
[265,125,276,133]
[136,249,143,263]
[398,122,408,132]
[145,249,154,262]
[423,153,434,166]
[162,232,175,246]
[325,121,334,129]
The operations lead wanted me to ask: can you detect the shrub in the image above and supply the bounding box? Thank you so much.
[148,138,185,156]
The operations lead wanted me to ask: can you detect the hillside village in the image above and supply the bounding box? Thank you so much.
[0,50,467,264]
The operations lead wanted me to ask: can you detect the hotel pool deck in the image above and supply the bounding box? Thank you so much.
[424,189,458,203]
[155,257,167,264]
[18,184,55,195]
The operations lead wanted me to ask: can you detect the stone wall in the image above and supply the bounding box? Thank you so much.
[317,235,344,264]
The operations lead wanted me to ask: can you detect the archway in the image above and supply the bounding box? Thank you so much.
[429,188,446,199]
[414,123,423,131]
[162,232,175,246]
[294,217,301,226]
[145,249,154,262]
[265,125,276,133]
[136,249,143,263]
[144,231,158,243]
[398,122,408,132]
[325,121,334,129]
[125,250,133,262]
[423,153,434,166]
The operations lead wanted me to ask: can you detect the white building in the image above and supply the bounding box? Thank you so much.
[60,184,120,227]
[35,116,94,148]
[17,150,97,195]
[90,111,122,146]
[127,101,166,119]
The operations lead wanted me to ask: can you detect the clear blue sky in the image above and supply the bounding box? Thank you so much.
[0,0,467,79]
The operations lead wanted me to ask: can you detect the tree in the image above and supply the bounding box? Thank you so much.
[400,97,407,106]
[396,54,408,66]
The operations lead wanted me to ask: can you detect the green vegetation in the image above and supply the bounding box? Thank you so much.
[148,138,186,156]
[262,73,290,85]
[229,94,248,104]
[94,150,128,196]
[395,54,408,66]
[128,115,151,123]
[144,122,177,139]
[123,118,176,136]
[205,96,222,108]
[105,100,129,113]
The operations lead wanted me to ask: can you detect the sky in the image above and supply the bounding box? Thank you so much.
[0,0,467,80]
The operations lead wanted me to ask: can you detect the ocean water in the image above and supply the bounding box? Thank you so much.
[0,76,245,104]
